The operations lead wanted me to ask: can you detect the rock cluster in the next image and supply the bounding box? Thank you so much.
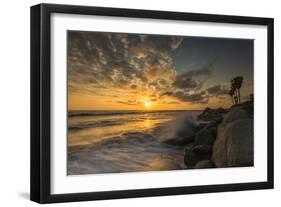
[183,122,218,169]
[164,103,254,170]
[212,107,253,167]
[197,107,227,123]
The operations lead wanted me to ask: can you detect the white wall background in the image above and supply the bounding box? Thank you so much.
[0,0,279,206]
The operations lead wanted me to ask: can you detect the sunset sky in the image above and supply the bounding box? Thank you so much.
[67,31,253,111]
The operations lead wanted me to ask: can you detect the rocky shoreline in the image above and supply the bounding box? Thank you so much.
[165,101,254,169]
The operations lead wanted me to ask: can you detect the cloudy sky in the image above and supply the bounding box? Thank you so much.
[67,31,253,111]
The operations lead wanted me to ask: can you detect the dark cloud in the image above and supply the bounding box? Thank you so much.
[162,90,208,104]
[171,63,214,90]
[173,75,200,89]
[207,84,228,95]
[162,83,227,105]
[130,84,138,89]
[175,91,208,103]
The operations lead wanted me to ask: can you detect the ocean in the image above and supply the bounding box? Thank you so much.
[67,110,200,175]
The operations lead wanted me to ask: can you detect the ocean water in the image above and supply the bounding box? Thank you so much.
[67,110,200,175]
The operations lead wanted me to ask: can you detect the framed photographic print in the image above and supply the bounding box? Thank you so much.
[30,3,274,203]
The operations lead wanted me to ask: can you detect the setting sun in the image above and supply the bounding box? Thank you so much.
[144,100,152,108]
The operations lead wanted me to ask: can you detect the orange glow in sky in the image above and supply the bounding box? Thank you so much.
[67,31,253,111]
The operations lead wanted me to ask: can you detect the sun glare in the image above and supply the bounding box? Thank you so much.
[144,100,152,108]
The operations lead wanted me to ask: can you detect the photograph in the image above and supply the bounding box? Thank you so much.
[67,31,254,175]
[30,3,274,203]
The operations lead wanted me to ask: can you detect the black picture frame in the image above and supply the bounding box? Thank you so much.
[30,3,274,204]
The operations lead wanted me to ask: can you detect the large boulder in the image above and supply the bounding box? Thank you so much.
[194,124,216,145]
[184,145,213,168]
[184,147,198,167]
[164,135,195,146]
[194,123,208,133]
[193,145,212,154]
[211,124,228,167]
[226,119,254,167]
[221,107,249,126]
[194,160,215,169]
[193,144,212,160]
[212,118,253,167]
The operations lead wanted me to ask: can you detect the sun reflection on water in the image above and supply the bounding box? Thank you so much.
[68,113,173,146]
[144,119,151,128]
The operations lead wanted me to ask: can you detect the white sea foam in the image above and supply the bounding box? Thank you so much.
[156,111,200,140]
